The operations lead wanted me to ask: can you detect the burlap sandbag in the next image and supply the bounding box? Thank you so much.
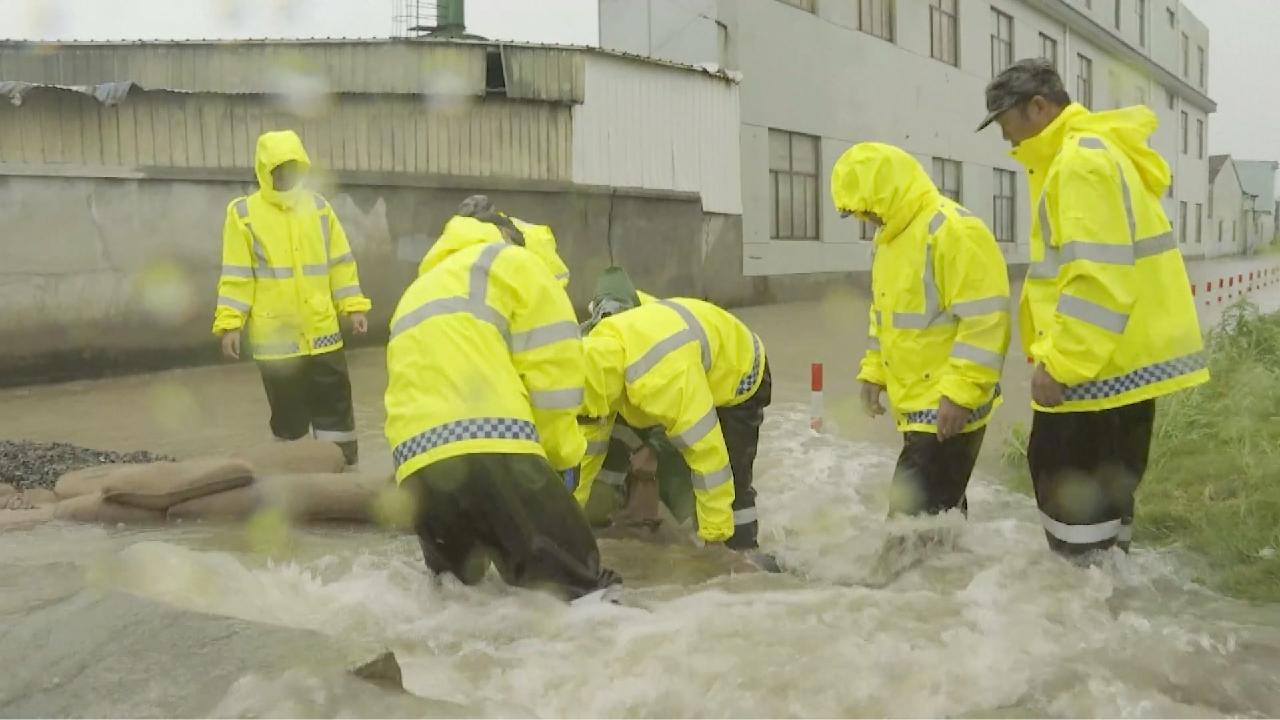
[257,472,383,523]
[166,485,261,521]
[99,458,254,511]
[0,506,55,531]
[169,472,392,524]
[55,464,142,500]
[232,440,347,476]
[53,492,165,525]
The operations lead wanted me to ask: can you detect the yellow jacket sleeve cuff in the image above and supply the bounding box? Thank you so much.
[937,375,986,410]
[857,352,887,386]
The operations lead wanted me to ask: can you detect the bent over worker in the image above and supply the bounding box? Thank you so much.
[385,215,618,600]
[419,194,571,292]
[832,143,1011,517]
[576,270,771,551]
[213,130,370,466]
[978,58,1208,554]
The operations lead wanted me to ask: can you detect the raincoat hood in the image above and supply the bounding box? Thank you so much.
[416,216,505,277]
[254,130,313,208]
[830,142,941,242]
[1012,103,1171,196]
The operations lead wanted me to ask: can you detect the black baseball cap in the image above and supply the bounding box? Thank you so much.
[977,57,1067,131]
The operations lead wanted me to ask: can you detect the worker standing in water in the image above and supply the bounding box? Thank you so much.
[831,143,1011,518]
[213,130,370,466]
[575,267,773,558]
[386,212,619,600]
[978,58,1207,555]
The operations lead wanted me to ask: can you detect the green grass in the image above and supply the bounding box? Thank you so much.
[1001,300,1280,602]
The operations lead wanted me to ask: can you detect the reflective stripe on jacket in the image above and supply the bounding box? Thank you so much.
[385,239,586,482]
[832,143,1010,433]
[212,130,370,360]
[1012,103,1208,411]
[576,298,765,542]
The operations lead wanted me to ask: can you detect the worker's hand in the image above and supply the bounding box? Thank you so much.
[629,445,658,478]
[349,312,369,336]
[1031,364,1066,408]
[220,330,241,360]
[860,381,886,418]
[936,396,969,442]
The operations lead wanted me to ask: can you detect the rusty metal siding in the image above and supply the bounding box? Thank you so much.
[0,89,571,181]
[571,54,741,214]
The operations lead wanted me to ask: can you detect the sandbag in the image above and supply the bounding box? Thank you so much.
[0,506,55,531]
[166,485,261,522]
[168,472,393,524]
[53,492,165,525]
[257,472,383,523]
[100,458,254,511]
[232,440,347,476]
[55,464,143,500]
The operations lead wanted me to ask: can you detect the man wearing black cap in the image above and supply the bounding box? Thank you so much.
[978,58,1207,556]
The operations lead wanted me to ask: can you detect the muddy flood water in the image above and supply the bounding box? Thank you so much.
[4,290,1280,717]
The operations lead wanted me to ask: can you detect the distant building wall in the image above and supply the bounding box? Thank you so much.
[1207,156,1243,259]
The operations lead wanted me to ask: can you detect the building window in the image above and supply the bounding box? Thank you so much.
[1138,0,1147,46]
[991,9,1013,77]
[860,219,878,241]
[1040,33,1058,69]
[930,0,959,67]
[1195,203,1203,244]
[1168,174,1174,199]
[858,0,895,42]
[768,129,819,240]
[1196,118,1204,159]
[1165,86,1175,109]
[1076,54,1093,108]
[1179,201,1188,244]
[1219,219,1224,244]
[1114,0,1122,29]
[1198,45,1206,88]
[1135,84,1147,107]
[932,157,963,202]
[775,0,815,12]
[1166,7,1175,27]
[1181,33,1190,77]
[1180,110,1188,154]
[993,169,1017,244]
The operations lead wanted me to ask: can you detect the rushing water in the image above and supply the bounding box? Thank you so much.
[4,403,1280,717]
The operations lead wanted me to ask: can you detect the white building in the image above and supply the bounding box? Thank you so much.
[1234,160,1279,249]
[598,0,1217,275]
[1207,155,1249,258]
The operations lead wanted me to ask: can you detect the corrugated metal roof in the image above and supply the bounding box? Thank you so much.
[0,80,140,106]
[0,38,742,84]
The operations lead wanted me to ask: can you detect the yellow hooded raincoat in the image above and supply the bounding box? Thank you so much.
[213,131,371,359]
[576,298,766,542]
[831,143,1012,433]
[418,214,572,291]
[386,216,587,482]
[1012,104,1208,411]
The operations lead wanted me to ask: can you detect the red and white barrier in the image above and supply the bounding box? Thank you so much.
[810,362,824,432]
[1192,264,1280,308]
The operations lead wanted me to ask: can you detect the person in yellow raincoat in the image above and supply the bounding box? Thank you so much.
[213,130,371,466]
[831,143,1011,518]
[385,213,619,600]
[575,268,771,553]
[978,58,1208,555]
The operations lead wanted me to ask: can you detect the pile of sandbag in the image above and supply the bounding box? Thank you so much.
[44,439,403,528]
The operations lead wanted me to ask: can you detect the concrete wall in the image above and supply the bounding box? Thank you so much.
[0,170,770,385]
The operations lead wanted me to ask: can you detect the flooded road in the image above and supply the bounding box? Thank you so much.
[4,260,1280,717]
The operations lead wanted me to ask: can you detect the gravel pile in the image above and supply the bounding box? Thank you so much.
[0,440,174,491]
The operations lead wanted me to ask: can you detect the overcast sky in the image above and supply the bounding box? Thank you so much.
[5,0,1278,180]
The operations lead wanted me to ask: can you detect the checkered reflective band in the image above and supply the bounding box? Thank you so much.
[1064,353,1206,402]
[905,384,1003,425]
[393,417,539,468]
[735,334,763,396]
[312,332,343,350]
